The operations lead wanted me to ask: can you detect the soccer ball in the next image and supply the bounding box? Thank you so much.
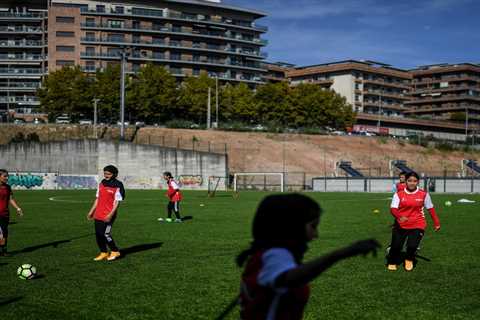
[372,209,380,214]
[444,201,452,207]
[17,264,37,280]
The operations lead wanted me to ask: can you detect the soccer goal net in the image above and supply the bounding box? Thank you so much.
[233,173,285,192]
[207,176,228,197]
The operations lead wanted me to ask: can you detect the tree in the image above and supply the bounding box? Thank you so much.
[127,64,177,123]
[254,82,290,125]
[93,64,122,123]
[177,72,216,123]
[38,66,93,121]
[220,83,255,122]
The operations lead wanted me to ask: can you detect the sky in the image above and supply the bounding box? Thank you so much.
[223,0,480,69]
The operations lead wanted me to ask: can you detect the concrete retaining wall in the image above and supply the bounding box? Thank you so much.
[0,140,227,190]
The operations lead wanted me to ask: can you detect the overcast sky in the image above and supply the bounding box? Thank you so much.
[224,0,480,69]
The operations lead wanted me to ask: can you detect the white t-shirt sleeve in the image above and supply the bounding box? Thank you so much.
[391,193,400,208]
[115,188,124,201]
[170,180,180,190]
[424,193,434,209]
[258,248,297,290]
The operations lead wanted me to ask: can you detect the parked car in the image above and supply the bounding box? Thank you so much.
[55,115,71,124]
[13,119,25,124]
[135,121,146,127]
[79,119,93,125]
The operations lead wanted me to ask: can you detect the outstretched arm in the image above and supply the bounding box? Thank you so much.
[276,239,380,288]
[10,198,22,216]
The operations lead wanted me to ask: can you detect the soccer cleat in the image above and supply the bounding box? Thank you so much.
[174,219,183,223]
[93,252,109,261]
[157,218,164,221]
[165,218,173,223]
[107,251,121,261]
[404,259,414,271]
[387,264,397,271]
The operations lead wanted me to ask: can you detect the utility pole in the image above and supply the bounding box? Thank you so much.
[215,76,219,128]
[207,87,211,129]
[93,98,100,139]
[119,47,130,140]
[465,106,469,143]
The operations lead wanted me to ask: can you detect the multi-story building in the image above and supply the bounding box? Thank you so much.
[0,4,48,119]
[287,60,412,117]
[262,61,293,83]
[406,63,480,124]
[0,0,268,118]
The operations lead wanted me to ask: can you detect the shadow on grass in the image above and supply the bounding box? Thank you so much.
[120,242,163,258]
[0,262,7,267]
[0,297,23,307]
[10,234,92,255]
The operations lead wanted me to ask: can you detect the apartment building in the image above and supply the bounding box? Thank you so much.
[406,63,480,124]
[0,0,268,117]
[262,61,293,83]
[287,60,412,117]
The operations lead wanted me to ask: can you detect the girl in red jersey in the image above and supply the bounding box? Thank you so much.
[158,171,183,223]
[0,169,23,256]
[393,171,407,193]
[87,165,125,261]
[237,194,379,320]
[387,171,440,271]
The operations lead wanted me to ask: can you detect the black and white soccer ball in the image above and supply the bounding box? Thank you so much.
[17,264,37,280]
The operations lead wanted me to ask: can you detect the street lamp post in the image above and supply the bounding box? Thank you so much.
[215,76,219,128]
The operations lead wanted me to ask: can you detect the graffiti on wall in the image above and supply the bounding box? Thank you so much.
[8,173,44,188]
[179,175,203,186]
[56,176,98,189]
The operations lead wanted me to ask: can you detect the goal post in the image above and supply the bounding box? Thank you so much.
[207,176,228,197]
[233,172,285,192]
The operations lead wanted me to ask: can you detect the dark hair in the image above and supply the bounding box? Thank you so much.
[103,165,119,178]
[405,171,420,181]
[399,171,407,176]
[237,193,322,267]
[0,169,8,176]
[163,171,173,178]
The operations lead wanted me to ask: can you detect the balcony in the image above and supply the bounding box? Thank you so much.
[0,82,40,92]
[0,26,44,34]
[0,68,44,78]
[80,37,267,59]
[80,7,268,33]
[0,40,46,48]
[80,52,265,71]
[0,96,40,104]
[0,54,46,62]
[0,12,46,20]
[80,22,268,47]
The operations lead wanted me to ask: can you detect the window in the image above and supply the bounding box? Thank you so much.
[108,33,124,42]
[132,34,140,43]
[107,47,122,56]
[170,67,182,74]
[56,31,75,37]
[170,53,180,60]
[85,32,95,41]
[108,20,124,28]
[85,18,95,27]
[96,5,105,13]
[86,47,95,55]
[114,6,124,14]
[132,20,140,29]
[56,45,75,52]
[56,60,75,66]
[56,16,74,23]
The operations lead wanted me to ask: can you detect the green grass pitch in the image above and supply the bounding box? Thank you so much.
[1,190,479,319]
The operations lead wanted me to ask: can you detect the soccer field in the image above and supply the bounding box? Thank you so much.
[1,190,479,320]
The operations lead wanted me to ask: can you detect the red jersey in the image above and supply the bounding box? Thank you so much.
[166,178,182,202]
[240,248,309,320]
[395,182,406,193]
[0,183,12,218]
[391,188,440,230]
[94,179,125,221]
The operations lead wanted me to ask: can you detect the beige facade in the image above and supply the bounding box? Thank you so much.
[287,60,412,117]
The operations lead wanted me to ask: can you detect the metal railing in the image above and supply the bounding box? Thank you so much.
[80,7,268,33]
[80,22,268,46]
